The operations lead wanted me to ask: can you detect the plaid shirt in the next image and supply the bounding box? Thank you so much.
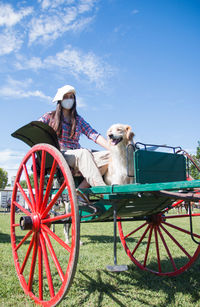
[39,112,100,150]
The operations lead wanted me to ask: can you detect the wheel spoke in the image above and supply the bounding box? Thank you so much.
[162,200,184,214]
[154,227,161,273]
[12,223,20,227]
[20,234,35,274]
[41,224,71,253]
[32,153,39,205]
[172,200,184,208]
[15,230,33,251]
[42,229,64,282]
[38,240,43,301]
[40,159,57,214]
[28,233,39,291]
[38,150,46,211]
[163,221,200,239]
[143,226,153,267]
[124,222,148,239]
[23,163,36,212]
[160,224,192,259]
[41,182,67,219]
[41,213,72,224]
[165,213,200,219]
[40,233,55,298]
[16,183,34,214]
[157,226,177,271]
[13,200,31,216]
[132,224,151,256]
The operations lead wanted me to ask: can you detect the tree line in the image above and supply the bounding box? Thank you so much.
[189,141,200,180]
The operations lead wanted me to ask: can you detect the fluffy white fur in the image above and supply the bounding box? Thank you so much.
[104,124,135,185]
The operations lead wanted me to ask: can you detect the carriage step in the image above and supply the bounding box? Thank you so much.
[106,265,128,272]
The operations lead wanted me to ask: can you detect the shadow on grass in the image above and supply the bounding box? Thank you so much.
[0,231,32,245]
[80,234,136,244]
[0,232,11,243]
[119,262,200,306]
[71,258,200,307]
[78,269,128,307]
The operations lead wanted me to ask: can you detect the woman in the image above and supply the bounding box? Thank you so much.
[39,84,110,192]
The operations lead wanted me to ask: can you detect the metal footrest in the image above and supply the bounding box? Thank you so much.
[106,265,128,272]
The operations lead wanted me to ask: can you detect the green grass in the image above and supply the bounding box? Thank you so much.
[1,212,200,306]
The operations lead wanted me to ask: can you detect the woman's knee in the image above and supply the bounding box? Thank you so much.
[78,148,92,159]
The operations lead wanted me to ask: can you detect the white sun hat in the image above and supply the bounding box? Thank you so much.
[52,85,76,102]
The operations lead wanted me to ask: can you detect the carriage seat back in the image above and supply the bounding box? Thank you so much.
[134,149,186,184]
[12,121,60,172]
[11,121,84,184]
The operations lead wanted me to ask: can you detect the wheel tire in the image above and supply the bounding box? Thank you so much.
[10,144,80,306]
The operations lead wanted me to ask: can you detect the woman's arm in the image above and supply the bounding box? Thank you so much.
[79,115,109,150]
[96,135,110,150]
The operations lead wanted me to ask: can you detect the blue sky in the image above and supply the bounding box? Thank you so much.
[0,0,200,183]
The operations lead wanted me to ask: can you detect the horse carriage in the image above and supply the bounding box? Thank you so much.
[10,121,200,306]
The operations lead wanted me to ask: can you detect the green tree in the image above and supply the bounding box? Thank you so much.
[0,168,8,189]
[20,174,35,188]
[189,141,200,179]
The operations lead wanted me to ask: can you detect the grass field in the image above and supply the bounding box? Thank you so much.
[1,211,200,307]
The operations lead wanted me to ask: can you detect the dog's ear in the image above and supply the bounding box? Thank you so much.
[126,125,135,141]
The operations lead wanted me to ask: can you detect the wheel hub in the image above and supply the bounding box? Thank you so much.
[147,214,165,226]
[20,214,41,232]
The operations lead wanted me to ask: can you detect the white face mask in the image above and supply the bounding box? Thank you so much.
[61,98,74,109]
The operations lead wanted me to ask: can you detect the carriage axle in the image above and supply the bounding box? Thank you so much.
[20,216,33,230]
[20,215,41,231]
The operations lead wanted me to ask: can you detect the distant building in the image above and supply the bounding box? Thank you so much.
[0,187,31,211]
[11,176,16,187]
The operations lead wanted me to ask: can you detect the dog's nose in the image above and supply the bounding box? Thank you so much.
[109,134,114,139]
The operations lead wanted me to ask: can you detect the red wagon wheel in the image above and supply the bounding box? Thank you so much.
[10,144,80,306]
[118,200,200,276]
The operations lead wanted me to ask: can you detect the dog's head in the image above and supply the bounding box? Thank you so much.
[107,124,135,147]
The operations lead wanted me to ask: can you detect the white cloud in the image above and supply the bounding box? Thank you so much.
[76,96,87,108]
[67,16,94,32]
[0,3,32,55]
[0,149,24,164]
[0,77,52,101]
[38,0,52,10]
[0,1,98,55]
[15,46,115,87]
[0,1,99,55]
[38,0,74,10]
[0,29,23,55]
[29,14,64,44]
[0,3,33,27]
[38,0,96,12]
[0,149,26,183]
[45,47,115,87]
[29,0,97,44]
[78,0,97,14]
[15,55,43,71]
[0,76,87,108]
[131,9,139,15]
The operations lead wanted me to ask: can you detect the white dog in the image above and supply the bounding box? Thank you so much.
[104,124,135,185]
